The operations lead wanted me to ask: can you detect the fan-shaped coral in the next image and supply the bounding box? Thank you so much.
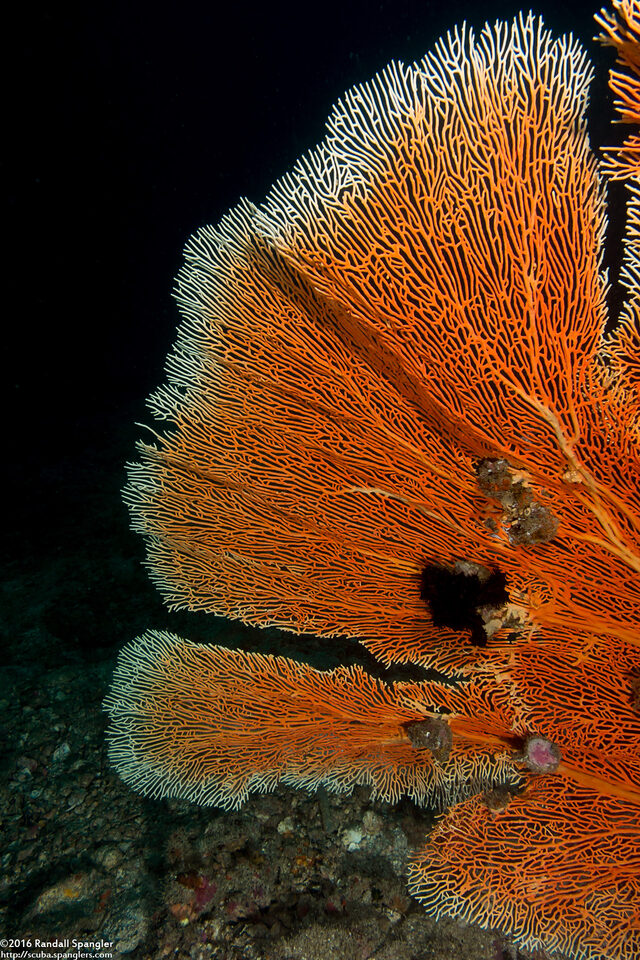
[105,4,640,957]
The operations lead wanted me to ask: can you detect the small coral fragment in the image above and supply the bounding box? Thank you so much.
[482,786,515,815]
[406,717,453,762]
[510,502,559,546]
[475,458,559,545]
[522,736,562,774]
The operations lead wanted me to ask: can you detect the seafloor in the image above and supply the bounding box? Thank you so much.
[2,411,523,959]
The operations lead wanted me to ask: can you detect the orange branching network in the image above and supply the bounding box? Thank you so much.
[105,2,640,958]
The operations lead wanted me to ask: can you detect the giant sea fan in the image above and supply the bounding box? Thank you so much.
[105,3,640,957]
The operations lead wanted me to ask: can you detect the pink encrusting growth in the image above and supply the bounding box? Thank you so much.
[106,4,640,959]
[523,736,561,774]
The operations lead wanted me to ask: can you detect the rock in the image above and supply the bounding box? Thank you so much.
[341,827,364,851]
[52,742,71,763]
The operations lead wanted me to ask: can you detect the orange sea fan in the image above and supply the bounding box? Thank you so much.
[409,779,640,960]
[124,12,638,672]
[106,6,640,959]
[597,0,640,177]
[106,630,520,811]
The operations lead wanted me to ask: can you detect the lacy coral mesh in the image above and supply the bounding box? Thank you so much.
[408,779,640,960]
[597,0,640,177]
[124,15,638,674]
[104,630,519,810]
[106,6,640,959]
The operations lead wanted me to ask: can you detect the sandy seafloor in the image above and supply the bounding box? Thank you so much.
[1,411,526,960]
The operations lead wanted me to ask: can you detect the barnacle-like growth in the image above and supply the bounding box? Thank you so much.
[106,6,640,958]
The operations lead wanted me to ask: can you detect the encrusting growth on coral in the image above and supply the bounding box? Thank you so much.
[420,559,510,646]
[105,3,640,958]
[475,457,560,545]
